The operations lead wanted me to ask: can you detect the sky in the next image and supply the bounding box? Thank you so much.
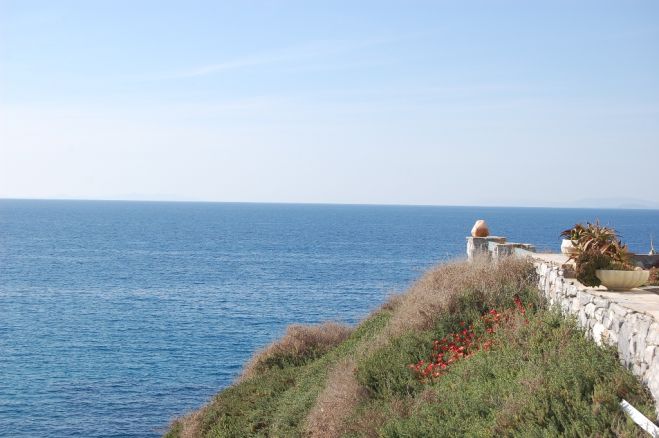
[1,1,658,207]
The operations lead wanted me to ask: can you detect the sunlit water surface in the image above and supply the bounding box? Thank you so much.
[1,200,658,437]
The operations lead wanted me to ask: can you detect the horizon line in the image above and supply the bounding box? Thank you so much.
[1,196,658,212]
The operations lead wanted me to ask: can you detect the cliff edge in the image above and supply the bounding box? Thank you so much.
[166,257,655,437]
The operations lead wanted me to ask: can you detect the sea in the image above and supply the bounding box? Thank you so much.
[1,199,658,437]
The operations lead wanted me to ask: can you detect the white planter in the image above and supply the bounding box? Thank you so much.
[595,269,650,291]
[561,239,577,255]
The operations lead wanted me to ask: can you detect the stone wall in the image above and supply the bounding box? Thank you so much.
[536,260,659,414]
[466,236,535,261]
[467,235,659,415]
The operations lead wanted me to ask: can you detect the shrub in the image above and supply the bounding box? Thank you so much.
[649,268,659,286]
[409,296,527,382]
[357,259,540,400]
[571,221,630,265]
[167,258,656,438]
[561,223,586,241]
[574,249,611,287]
[376,310,654,437]
[563,222,634,286]
[240,322,352,381]
[166,311,390,438]
[385,256,538,337]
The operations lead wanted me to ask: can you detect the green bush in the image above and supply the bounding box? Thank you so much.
[167,259,655,438]
[374,310,654,437]
[240,322,353,381]
[356,331,430,398]
[575,249,611,287]
[166,311,390,438]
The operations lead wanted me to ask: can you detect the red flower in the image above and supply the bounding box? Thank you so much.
[409,297,528,383]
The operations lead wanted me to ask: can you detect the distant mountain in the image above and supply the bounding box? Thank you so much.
[565,197,659,210]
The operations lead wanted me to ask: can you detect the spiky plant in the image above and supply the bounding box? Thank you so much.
[560,223,586,242]
[562,221,633,286]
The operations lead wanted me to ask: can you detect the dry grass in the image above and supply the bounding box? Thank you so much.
[302,256,538,437]
[167,407,205,438]
[376,292,405,313]
[239,322,353,382]
[165,256,654,437]
[341,396,414,438]
[385,255,536,338]
[304,358,366,438]
[166,256,540,437]
[306,359,414,438]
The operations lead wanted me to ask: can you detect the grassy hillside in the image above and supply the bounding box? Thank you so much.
[166,258,655,437]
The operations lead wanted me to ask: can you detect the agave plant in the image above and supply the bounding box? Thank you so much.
[560,223,586,242]
[562,221,633,286]
[564,221,630,263]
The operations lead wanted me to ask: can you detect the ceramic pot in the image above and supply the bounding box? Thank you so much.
[471,220,490,237]
[561,239,578,255]
[595,269,650,291]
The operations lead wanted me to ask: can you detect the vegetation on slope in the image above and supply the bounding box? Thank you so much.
[166,258,655,437]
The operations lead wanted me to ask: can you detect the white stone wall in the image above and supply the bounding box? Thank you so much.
[536,261,659,414]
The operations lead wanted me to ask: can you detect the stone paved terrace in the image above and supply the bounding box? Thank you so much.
[531,252,659,320]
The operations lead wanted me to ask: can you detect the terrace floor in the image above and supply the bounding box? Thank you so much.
[531,252,659,320]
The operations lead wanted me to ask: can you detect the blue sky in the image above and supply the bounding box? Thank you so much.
[1,1,658,207]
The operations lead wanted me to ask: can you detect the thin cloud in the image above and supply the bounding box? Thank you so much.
[150,36,408,80]
[170,52,295,78]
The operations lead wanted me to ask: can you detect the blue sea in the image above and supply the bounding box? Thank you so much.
[1,200,658,437]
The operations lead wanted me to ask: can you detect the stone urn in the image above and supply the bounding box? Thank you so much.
[471,220,490,237]
[595,269,650,291]
[560,239,578,255]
